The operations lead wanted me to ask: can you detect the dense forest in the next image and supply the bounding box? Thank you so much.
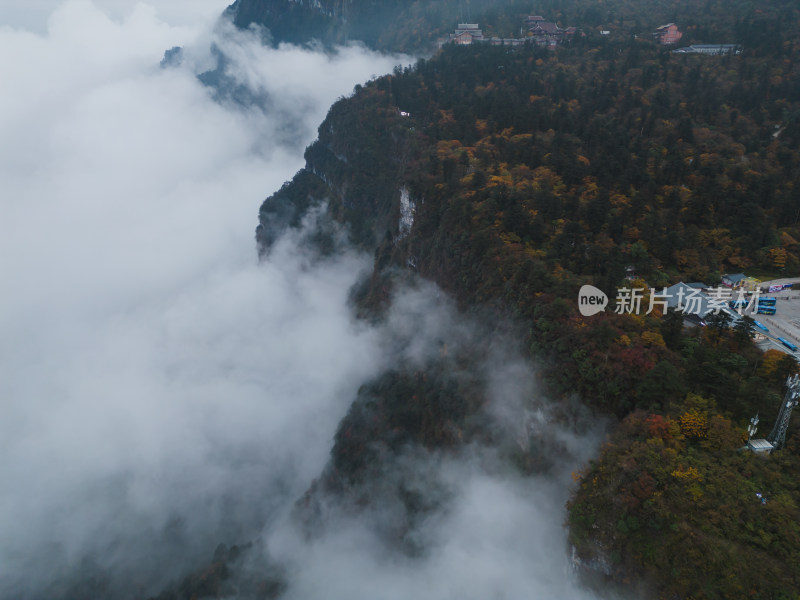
[255,6,800,596]
[227,0,800,54]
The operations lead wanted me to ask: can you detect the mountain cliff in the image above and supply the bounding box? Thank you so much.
[224,0,446,51]
[163,0,800,597]
[254,22,800,596]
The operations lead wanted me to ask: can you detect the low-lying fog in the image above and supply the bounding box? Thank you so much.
[0,3,610,598]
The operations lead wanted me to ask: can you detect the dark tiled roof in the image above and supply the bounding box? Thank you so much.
[531,21,560,33]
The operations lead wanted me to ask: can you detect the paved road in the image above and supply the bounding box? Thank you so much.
[755,325,799,357]
[748,280,800,358]
[720,276,800,357]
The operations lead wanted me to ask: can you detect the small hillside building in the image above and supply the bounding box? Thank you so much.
[441,18,580,50]
[721,273,746,288]
[440,23,484,47]
[654,23,683,44]
[747,438,774,454]
[527,19,563,47]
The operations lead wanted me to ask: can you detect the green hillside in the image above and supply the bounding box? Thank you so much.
[256,19,800,595]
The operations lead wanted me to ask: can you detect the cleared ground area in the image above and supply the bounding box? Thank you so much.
[749,278,800,357]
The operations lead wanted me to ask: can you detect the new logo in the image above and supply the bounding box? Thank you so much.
[578,285,608,316]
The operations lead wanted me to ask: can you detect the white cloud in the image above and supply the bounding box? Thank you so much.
[276,469,600,600]
[0,3,613,599]
[0,2,405,596]
[261,285,611,600]
[0,0,233,34]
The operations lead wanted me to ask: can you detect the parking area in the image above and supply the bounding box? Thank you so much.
[749,278,800,356]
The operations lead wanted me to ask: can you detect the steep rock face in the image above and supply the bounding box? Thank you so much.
[225,0,346,46]
[257,79,416,255]
[225,0,405,49]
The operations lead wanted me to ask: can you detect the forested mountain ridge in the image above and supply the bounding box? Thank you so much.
[255,20,800,597]
[226,0,799,54]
